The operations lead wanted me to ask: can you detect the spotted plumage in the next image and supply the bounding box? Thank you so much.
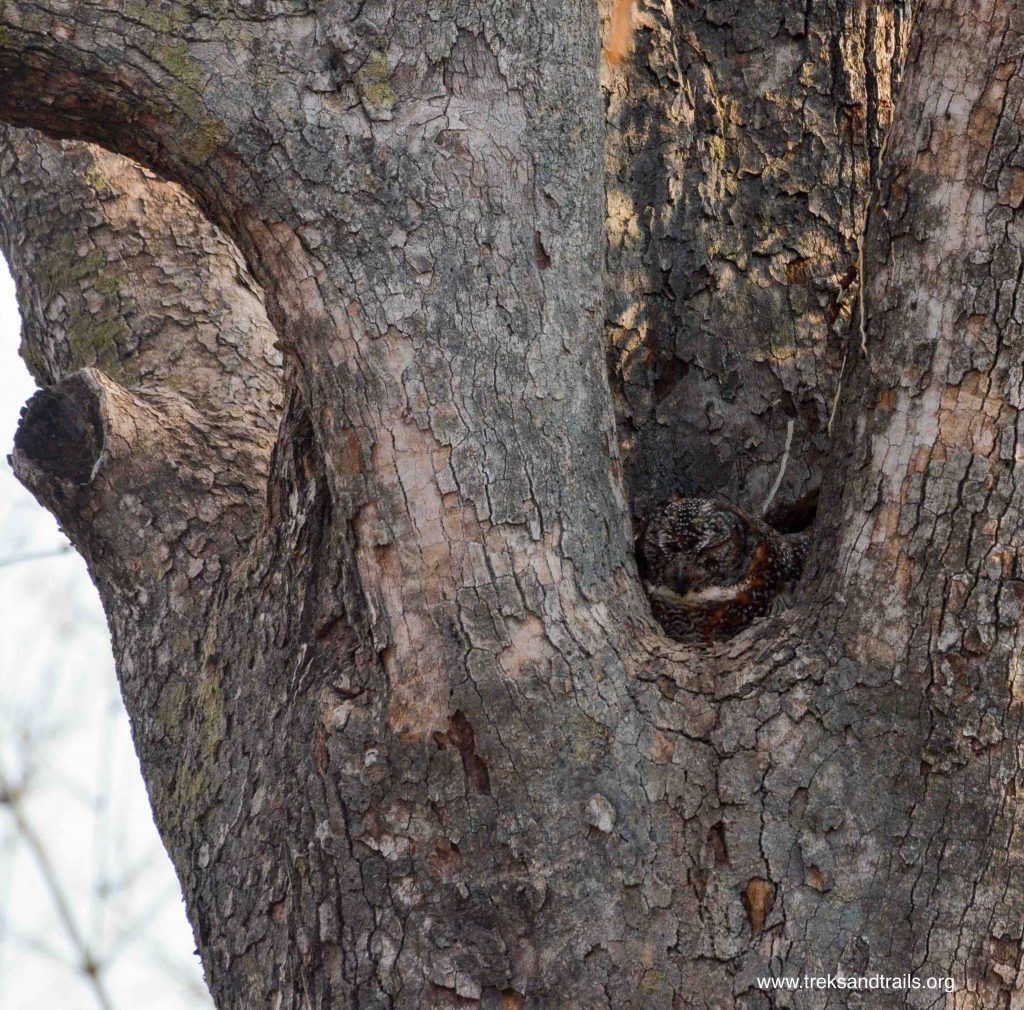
[640,496,808,640]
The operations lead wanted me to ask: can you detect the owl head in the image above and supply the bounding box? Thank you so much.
[640,497,754,597]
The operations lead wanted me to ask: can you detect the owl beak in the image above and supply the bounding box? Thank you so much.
[668,562,689,595]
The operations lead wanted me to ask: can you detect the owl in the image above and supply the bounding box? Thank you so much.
[640,496,808,640]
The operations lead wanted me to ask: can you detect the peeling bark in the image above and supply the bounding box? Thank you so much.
[1,1,1022,1008]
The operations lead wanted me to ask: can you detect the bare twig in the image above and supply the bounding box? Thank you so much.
[828,348,850,438]
[0,764,114,1010]
[761,418,796,516]
[0,545,72,569]
[857,230,869,356]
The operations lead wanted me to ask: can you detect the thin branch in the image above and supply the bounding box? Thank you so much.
[828,348,850,438]
[0,764,114,1010]
[0,545,72,569]
[761,418,795,516]
[857,229,869,356]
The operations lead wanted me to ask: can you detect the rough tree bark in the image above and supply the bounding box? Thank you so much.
[1,0,1021,1008]
[605,0,910,516]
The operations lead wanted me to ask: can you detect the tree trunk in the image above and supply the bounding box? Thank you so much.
[1,1,1021,1007]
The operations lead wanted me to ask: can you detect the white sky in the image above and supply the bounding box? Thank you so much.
[0,256,212,1009]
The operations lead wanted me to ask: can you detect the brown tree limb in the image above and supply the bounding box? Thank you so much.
[0,2,258,200]
[0,132,282,553]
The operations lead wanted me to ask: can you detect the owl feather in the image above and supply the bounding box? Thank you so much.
[640,496,807,640]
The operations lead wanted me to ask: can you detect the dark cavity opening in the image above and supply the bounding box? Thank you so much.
[15,379,104,485]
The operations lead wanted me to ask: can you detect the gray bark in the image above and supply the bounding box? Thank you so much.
[1,1,1021,1008]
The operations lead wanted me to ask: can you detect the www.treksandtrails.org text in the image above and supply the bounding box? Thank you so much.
[757,974,956,993]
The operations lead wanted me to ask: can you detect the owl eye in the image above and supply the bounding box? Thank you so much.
[699,536,730,553]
